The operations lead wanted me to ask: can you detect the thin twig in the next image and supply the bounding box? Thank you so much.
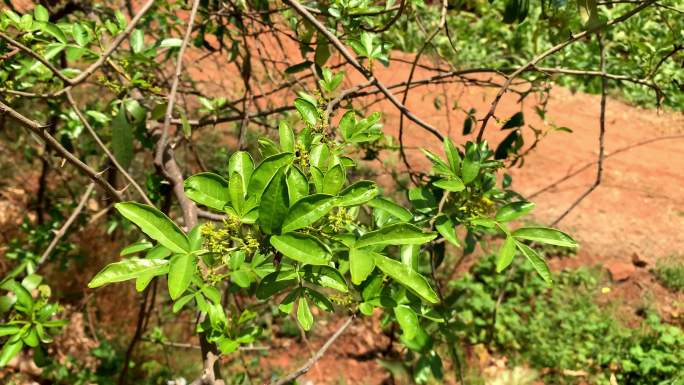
[475,0,657,142]
[398,0,448,180]
[527,134,684,199]
[284,0,444,141]
[268,315,355,385]
[0,101,123,201]
[37,183,95,268]
[66,91,153,206]
[155,0,201,167]
[0,31,73,84]
[551,34,608,226]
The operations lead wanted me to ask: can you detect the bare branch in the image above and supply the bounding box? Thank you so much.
[269,315,355,385]
[475,0,657,142]
[155,0,202,167]
[551,34,608,226]
[189,352,225,385]
[398,0,449,180]
[66,91,153,206]
[37,183,95,268]
[0,100,123,201]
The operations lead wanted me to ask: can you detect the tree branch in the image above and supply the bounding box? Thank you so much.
[37,182,95,268]
[66,91,153,206]
[284,0,444,141]
[0,100,123,201]
[268,315,355,385]
[155,0,201,167]
[475,0,657,142]
[551,34,608,226]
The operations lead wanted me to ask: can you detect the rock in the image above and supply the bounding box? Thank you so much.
[605,260,636,282]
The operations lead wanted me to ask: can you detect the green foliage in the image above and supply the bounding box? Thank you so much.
[653,255,684,292]
[4,0,672,381]
[448,255,684,384]
[80,95,574,377]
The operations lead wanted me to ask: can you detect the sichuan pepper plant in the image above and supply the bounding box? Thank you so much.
[84,97,577,382]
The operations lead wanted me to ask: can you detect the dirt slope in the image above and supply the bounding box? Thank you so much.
[362,55,684,266]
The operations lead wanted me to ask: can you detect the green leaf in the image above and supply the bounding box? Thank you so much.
[305,288,334,312]
[367,198,412,222]
[356,223,436,249]
[408,187,437,214]
[322,164,345,195]
[461,159,480,186]
[309,144,329,171]
[278,289,299,314]
[145,244,171,260]
[515,241,552,284]
[19,14,33,31]
[41,22,67,44]
[247,153,293,199]
[279,121,295,152]
[337,180,378,207]
[394,305,420,340]
[432,178,465,192]
[188,224,202,251]
[282,194,336,233]
[21,274,42,291]
[512,227,577,248]
[374,255,439,304]
[443,138,461,173]
[130,29,144,53]
[172,294,194,313]
[339,110,356,140]
[111,105,134,169]
[256,269,298,300]
[270,233,331,266]
[0,339,23,367]
[228,151,254,193]
[496,235,517,272]
[496,201,535,222]
[286,166,309,204]
[2,281,33,312]
[184,173,230,211]
[349,248,377,285]
[258,168,289,235]
[229,173,245,214]
[297,297,313,331]
[294,98,318,127]
[304,266,348,292]
[495,130,521,160]
[502,111,524,129]
[135,273,155,292]
[168,254,196,300]
[285,61,313,74]
[0,325,21,337]
[310,167,324,193]
[115,202,190,253]
[435,215,460,247]
[34,5,49,22]
[422,149,453,176]
[72,23,89,46]
[314,34,330,66]
[160,38,183,48]
[88,258,168,288]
